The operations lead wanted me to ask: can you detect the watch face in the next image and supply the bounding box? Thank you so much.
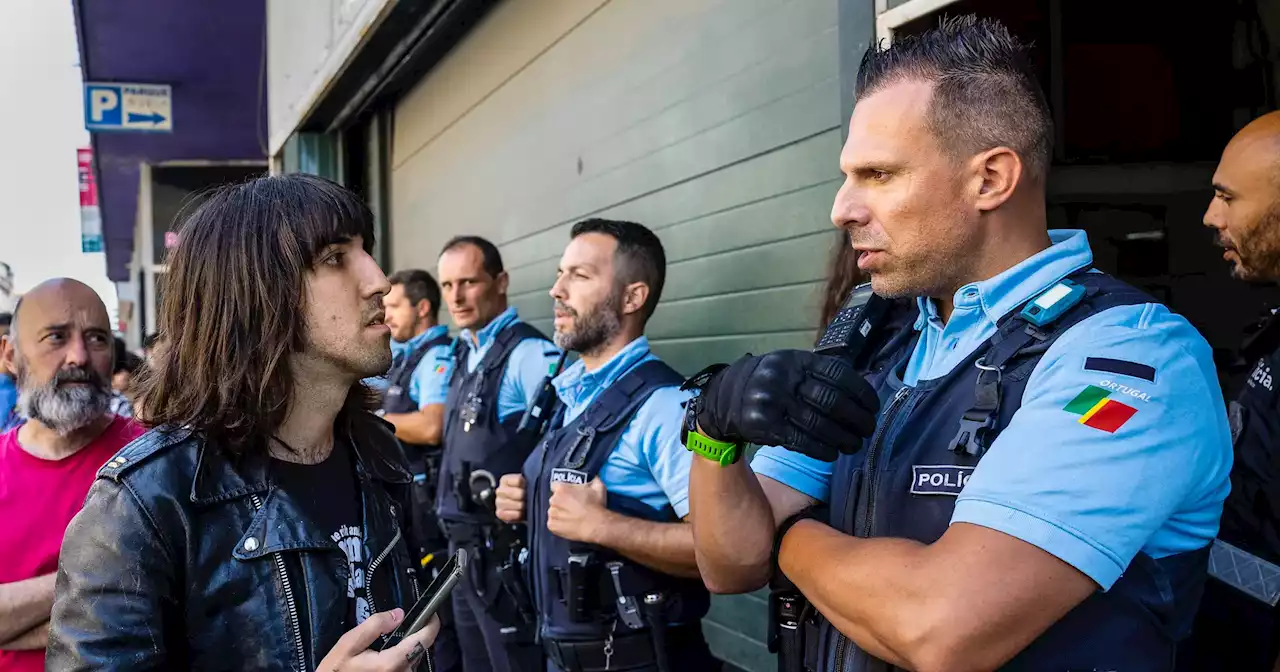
[683,394,702,432]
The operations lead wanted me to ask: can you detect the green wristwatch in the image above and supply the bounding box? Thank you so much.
[679,368,743,466]
[684,427,741,466]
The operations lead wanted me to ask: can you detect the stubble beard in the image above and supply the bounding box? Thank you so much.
[553,289,623,358]
[1228,204,1280,283]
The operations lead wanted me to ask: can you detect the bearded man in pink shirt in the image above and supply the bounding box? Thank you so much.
[0,279,143,672]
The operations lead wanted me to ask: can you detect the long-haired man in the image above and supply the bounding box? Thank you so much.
[47,174,439,671]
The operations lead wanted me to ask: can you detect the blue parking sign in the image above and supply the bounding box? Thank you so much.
[84,82,172,133]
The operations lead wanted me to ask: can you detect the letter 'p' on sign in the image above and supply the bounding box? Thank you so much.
[90,89,119,123]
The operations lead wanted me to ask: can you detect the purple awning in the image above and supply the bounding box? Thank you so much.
[74,0,267,280]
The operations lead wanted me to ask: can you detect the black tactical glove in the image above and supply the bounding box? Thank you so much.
[695,350,880,462]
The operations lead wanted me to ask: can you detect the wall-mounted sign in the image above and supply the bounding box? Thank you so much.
[84,82,173,133]
[78,148,102,253]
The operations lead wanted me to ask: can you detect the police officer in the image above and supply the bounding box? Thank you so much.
[378,268,462,671]
[1180,110,1280,671]
[381,269,455,552]
[685,16,1232,672]
[436,235,560,672]
[493,219,717,672]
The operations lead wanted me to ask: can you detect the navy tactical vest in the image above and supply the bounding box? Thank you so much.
[382,333,454,446]
[438,321,551,529]
[1220,316,1280,564]
[817,271,1210,672]
[521,359,711,642]
[1177,314,1280,670]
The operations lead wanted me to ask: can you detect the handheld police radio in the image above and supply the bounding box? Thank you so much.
[813,281,891,363]
[517,350,571,437]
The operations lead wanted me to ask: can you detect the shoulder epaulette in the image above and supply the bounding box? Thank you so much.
[96,426,193,482]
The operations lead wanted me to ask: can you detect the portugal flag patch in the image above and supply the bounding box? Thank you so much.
[1063,385,1138,433]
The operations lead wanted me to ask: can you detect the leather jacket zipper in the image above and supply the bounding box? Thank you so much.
[250,494,308,672]
[835,385,911,671]
[366,517,434,669]
[366,521,402,616]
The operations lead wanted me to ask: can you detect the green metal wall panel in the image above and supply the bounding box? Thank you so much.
[390,1,846,668]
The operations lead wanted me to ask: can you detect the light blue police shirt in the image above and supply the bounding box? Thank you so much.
[403,324,455,409]
[553,336,694,518]
[457,306,562,421]
[752,229,1233,589]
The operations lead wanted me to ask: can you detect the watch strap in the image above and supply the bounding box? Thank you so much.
[685,429,740,467]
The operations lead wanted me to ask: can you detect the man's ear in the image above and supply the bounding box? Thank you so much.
[970,146,1023,213]
[621,282,650,317]
[0,335,14,377]
[496,271,510,296]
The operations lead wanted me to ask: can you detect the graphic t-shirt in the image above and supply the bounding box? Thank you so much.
[272,439,367,629]
[0,416,146,672]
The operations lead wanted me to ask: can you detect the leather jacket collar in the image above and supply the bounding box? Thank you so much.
[189,412,410,507]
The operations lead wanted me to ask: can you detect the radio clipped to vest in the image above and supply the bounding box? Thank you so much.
[815,282,893,365]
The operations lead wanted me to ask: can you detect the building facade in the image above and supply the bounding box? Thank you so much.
[268,0,1280,667]
[73,0,269,345]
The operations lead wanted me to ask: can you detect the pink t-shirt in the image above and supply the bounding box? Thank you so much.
[0,416,145,672]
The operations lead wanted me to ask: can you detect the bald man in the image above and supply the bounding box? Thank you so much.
[1178,111,1280,672]
[0,279,143,672]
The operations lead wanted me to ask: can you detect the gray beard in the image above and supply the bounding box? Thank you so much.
[17,370,112,436]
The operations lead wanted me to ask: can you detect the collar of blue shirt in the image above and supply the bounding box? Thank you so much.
[552,336,653,415]
[391,323,450,358]
[460,306,519,353]
[913,229,1094,330]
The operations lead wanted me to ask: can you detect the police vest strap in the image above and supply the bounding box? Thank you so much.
[950,272,1152,457]
[487,322,550,373]
[399,333,453,380]
[557,360,684,471]
[450,321,549,383]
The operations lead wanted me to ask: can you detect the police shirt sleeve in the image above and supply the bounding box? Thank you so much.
[497,339,563,421]
[632,387,697,518]
[409,346,454,409]
[749,445,835,503]
[950,303,1233,590]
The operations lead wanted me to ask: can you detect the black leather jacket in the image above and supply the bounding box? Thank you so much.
[47,413,425,671]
